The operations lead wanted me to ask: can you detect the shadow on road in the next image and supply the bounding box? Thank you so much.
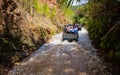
[8,28,111,75]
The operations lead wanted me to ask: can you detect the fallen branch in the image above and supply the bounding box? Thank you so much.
[102,19,120,39]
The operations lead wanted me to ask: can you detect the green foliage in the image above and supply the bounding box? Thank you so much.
[57,0,74,8]
[57,0,76,23]
[115,51,120,60]
[74,0,120,61]
[108,50,114,58]
[63,7,75,23]
[34,0,41,14]
[20,0,57,18]
[33,0,55,17]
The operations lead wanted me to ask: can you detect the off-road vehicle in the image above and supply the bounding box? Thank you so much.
[62,24,81,41]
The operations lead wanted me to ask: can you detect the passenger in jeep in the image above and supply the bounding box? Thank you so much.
[70,24,78,34]
[64,23,82,33]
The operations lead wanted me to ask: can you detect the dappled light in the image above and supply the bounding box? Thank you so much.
[8,28,110,75]
[0,0,120,75]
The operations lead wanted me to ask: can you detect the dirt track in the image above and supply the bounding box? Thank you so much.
[8,28,111,75]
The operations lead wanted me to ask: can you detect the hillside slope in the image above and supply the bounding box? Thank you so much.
[0,0,70,68]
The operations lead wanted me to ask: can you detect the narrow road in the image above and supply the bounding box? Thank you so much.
[8,28,111,75]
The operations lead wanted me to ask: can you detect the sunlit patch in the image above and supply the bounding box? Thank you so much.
[79,28,88,34]
[51,55,55,57]
[62,40,77,45]
[48,33,63,44]
[47,67,53,72]
[67,60,71,64]
[14,62,20,65]
[70,46,79,51]
[8,27,110,75]
[62,40,69,44]
[64,68,74,73]
[61,53,69,57]
[79,72,87,75]
[29,58,34,61]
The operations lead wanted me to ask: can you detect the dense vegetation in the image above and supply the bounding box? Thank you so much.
[73,0,120,61]
[0,0,74,67]
[0,0,120,74]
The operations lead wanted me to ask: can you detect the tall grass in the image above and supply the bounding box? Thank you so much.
[18,0,57,18]
[57,0,76,23]
[63,7,75,23]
